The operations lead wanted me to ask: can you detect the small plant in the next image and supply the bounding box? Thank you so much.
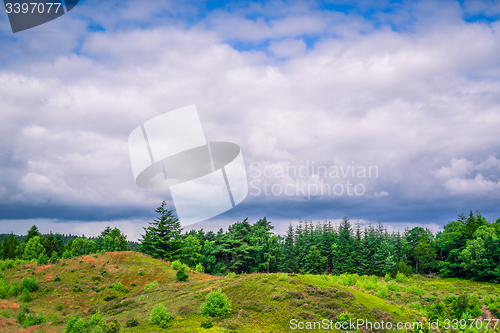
[19,289,32,302]
[226,272,236,278]
[61,250,73,259]
[37,253,49,266]
[150,304,174,328]
[200,289,232,317]
[449,286,455,293]
[8,282,21,296]
[171,260,182,270]
[145,281,159,291]
[49,252,59,264]
[336,311,352,324]
[200,317,213,329]
[138,271,144,276]
[103,319,120,332]
[277,274,287,281]
[195,263,205,272]
[384,273,391,281]
[112,282,125,292]
[55,302,63,311]
[131,283,136,287]
[395,272,406,283]
[54,276,61,282]
[126,317,139,327]
[177,270,189,281]
[21,276,38,292]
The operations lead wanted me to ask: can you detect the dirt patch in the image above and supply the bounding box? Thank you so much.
[482,305,496,320]
[34,264,53,274]
[0,300,19,310]
[23,263,36,269]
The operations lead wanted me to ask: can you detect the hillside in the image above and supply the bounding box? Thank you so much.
[0,252,498,332]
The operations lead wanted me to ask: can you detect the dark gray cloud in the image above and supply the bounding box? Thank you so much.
[1,0,500,237]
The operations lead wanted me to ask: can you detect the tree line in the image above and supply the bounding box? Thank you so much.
[2,202,499,282]
[0,225,132,262]
[138,202,500,282]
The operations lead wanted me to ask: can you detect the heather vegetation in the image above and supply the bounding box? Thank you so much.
[0,203,498,331]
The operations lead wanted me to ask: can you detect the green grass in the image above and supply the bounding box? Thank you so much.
[0,252,499,332]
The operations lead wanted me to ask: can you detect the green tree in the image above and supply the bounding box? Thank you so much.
[23,236,45,261]
[415,241,437,273]
[279,223,297,273]
[139,201,182,261]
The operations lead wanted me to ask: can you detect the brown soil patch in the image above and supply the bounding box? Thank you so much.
[23,263,36,269]
[34,264,53,273]
[0,300,19,310]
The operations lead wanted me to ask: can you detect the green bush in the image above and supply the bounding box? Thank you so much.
[50,252,59,264]
[195,263,205,272]
[56,302,63,311]
[19,289,32,302]
[37,253,49,266]
[112,282,125,293]
[395,272,407,283]
[64,311,104,333]
[200,289,232,317]
[150,304,174,328]
[8,282,21,297]
[336,311,352,323]
[387,282,399,292]
[201,317,213,329]
[177,270,189,282]
[277,274,287,281]
[22,276,39,292]
[384,273,391,281]
[144,281,159,291]
[62,250,73,259]
[103,319,120,333]
[171,260,182,270]
[0,280,8,299]
[126,317,139,327]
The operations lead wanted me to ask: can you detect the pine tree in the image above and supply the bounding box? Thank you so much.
[280,223,297,273]
[139,201,182,261]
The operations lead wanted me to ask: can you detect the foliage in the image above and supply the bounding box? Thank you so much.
[37,253,49,265]
[177,269,189,281]
[19,289,32,302]
[22,276,39,292]
[144,280,159,290]
[150,304,174,328]
[112,281,125,292]
[24,236,45,261]
[201,317,213,329]
[200,289,232,317]
[139,201,183,261]
[171,260,182,270]
[125,317,138,327]
[196,263,205,272]
[64,311,104,333]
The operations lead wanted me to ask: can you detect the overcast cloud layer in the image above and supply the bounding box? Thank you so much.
[1,0,500,239]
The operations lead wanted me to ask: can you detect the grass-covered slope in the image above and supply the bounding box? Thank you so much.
[0,252,498,332]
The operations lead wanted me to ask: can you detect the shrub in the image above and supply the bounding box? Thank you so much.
[226,272,236,278]
[277,275,287,282]
[64,311,104,333]
[177,270,188,282]
[19,289,32,302]
[336,311,352,323]
[150,304,174,328]
[103,319,120,333]
[201,317,213,329]
[171,260,182,270]
[61,250,73,259]
[22,276,38,292]
[387,282,399,292]
[8,282,21,297]
[37,253,49,266]
[112,282,125,292]
[200,289,232,317]
[145,281,159,291]
[50,252,59,264]
[126,317,138,327]
[195,263,205,272]
[405,285,424,295]
[448,286,455,293]
[384,273,391,281]
[56,302,63,311]
[376,287,388,299]
[395,272,406,283]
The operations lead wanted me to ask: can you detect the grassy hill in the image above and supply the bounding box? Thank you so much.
[0,252,498,332]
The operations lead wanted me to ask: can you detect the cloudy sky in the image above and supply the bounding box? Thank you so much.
[1,0,500,240]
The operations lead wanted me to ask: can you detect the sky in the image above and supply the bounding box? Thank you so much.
[1,0,500,240]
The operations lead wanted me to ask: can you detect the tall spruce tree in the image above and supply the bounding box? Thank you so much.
[139,201,182,261]
[280,223,297,273]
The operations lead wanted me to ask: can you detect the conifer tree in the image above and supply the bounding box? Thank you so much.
[139,201,182,261]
